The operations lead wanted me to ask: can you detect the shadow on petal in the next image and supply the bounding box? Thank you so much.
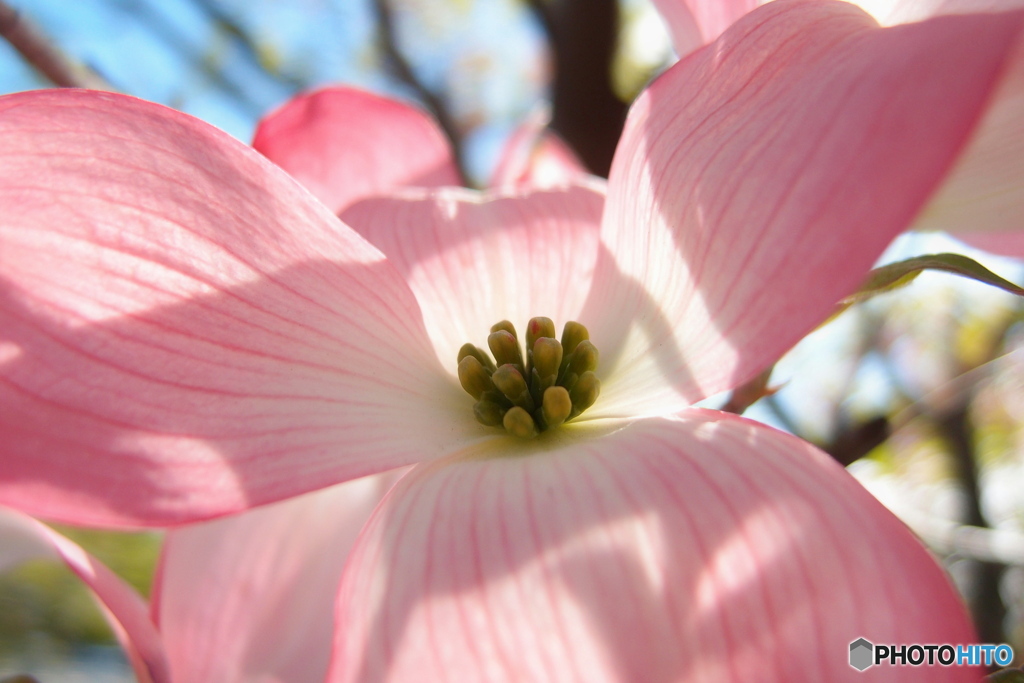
[601,1,1024,405]
[0,258,484,527]
[332,413,976,682]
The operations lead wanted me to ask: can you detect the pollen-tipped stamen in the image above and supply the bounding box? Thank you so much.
[532,337,562,400]
[458,319,600,437]
[524,316,555,379]
[567,340,599,376]
[540,385,572,429]
[473,399,506,426]
[492,364,535,412]
[525,317,556,356]
[561,321,589,357]
[503,406,538,438]
[569,370,600,419]
[533,337,562,382]
[488,329,524,373]
[458,343,496,372]
[458,355,494,400]
[490,320,518,338]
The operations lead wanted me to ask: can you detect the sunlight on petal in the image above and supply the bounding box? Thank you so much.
[342,184,605,369]
[253,87,461,214]
[332,413,976,682]
[0,89,474,526]
[590,0,1024,416]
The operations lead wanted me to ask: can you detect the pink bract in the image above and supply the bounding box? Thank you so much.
[656,0,1024,256]
[3,0,1023,680]
[489,108,588,188]
[251,87,461,214]
[1,471,398,683]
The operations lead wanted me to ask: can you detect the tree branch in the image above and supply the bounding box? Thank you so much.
[532,0,627,176]
[935,394,1007,648]
[372,0,467,184]
[189,0,305,91]
[720,366,775,415]
[0,1,112,90]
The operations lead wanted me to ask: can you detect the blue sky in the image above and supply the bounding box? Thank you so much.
[1,0,547,180]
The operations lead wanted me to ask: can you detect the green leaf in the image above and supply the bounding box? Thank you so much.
[835,253,1024,316]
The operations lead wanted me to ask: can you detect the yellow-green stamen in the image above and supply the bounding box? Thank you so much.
[492,364,535,412]
[503,406,539,438]
[541,386,572,429]
[457,318,601,438]
[560,321,589,357]
[458,355,494,400]
[473,399,506,426]
[525,316,555,354]
[458,342,496,371]
[488,329,523,371]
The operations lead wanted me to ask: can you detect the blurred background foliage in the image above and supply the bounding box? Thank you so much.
[1,0,1024,679]
[0,527,160,677]
[0,527,160,637]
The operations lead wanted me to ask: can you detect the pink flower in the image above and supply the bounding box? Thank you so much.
[2,1,1023,680]
[655,0,1024,257]
[1,476,392,683]
[1,506,168,682]
[487,108,587,189]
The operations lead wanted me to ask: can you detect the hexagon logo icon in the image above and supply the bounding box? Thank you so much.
[850,638,874,671]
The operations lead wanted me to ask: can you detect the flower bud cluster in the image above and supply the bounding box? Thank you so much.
[457,317,600,438]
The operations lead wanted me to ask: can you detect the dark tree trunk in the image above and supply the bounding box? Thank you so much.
[533,0,628,177]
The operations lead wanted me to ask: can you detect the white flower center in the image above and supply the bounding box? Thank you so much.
[457,317,600,438]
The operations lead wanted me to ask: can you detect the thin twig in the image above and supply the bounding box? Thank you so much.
[720,366,774,415]
[189,0,305,91]
[372,0,467,184]
[0,1,112,90]
[128,1,263,116]
[928,383,1007,645]
[891,505,1024,567]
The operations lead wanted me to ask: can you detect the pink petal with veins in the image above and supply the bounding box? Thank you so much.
[957,229,1024,257]
[589,0,1024,417]
[652,0,1024,253]
[330,412,976,682]
[253,87,462,214]
[154,471,403,683]
[0,505,170,683]
[911,17,1024,256]
[341,183,605,367]
[491,110,588,189]
[0,90,473,527]
[651,0,760,55]
[853,0,1024,26]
